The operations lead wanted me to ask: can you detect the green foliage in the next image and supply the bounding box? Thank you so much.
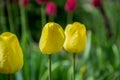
[0,0,120,80]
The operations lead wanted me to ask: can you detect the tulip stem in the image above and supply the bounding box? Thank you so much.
[49,16,54,22]
[20,6,27,37]
[99,6,112,39]
[41,4,46,27]
[8,74,12,80]
[0,0,7,32]
[67,12,73,24]
[48,55,51,80]
[20,6,30,80]
[6,0,14,33]
[73,54,76,80]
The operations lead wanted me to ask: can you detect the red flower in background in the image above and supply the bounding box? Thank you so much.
[36,0,49,4]
[92,0,102,7]
[46,2,57,16]
[19,0,29,7]
[65,0,77,12]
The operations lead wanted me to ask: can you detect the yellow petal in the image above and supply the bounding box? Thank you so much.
[63,22,86,53]
[80,66,87,75]
[0,32,23,74]
[39,22,65,54]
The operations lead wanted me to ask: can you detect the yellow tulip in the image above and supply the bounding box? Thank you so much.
[39,22,65,54]
[63,22,86,53]
[0,32,23,74]
[80,66,87,75]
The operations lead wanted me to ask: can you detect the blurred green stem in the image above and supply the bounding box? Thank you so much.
[20,6,30,80]
[8,74,12,80]
[73,54,75,80]
[96,47,104,69]
[6,0,14,33]
[0,0,7,32]
[99,7,112,39]
[67,13,73,24]
[49,16,54,22]
[12,3,20,36]
[49,55,51,80]
[112,45,120,67]
[20,5,33,44]
[41,4,46,27]
[20,6,27,37]
[115,3,120,39]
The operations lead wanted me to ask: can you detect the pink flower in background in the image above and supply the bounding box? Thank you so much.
[19,0,29,7]
[46,2,57,16]
[92,0,102,7]
[65,0,77,12]
[36,0,49,4]
[23,0,29,6]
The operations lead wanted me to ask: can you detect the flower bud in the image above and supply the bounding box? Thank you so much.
[65,0,77,12]
[39,22,65,54]
[92,0,102,8]
[63,22,86,53]
[0,32,23,74]
[46,2,57,16]
[80,66,87,75]
[19,0,29,7]
[36,0,49,4]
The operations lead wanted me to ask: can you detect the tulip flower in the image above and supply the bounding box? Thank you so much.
[39,22,65,54]
[46,2,57,21]
[65,0,77,13]
[19,0,29,7]
[36,0,49,4]
[0,32,23,74]
[63,22,86,80]
[46,2,57,16]
[80,66,87,75]
[64,22,86,53]
[92,0,102,8]
[65,0,77,23]
[39,22,65,80]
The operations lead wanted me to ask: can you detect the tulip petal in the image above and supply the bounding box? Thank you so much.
[39,22,65,54]
[64,22,86,53]
[0,32,23,74]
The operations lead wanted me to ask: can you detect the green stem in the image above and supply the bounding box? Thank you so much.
[0,0,7,32]
[49,16,54,22]
[48,55,51,80]
[20,5,33,44]
[8,74,12,80]
[67,12,73,24]
[6,0,14,33]
[20,6,30,80]
[41,4,46,27]
[12,3,19,35]
[73,54,76,80]
[20,6,27,36]
[99,6,112,39]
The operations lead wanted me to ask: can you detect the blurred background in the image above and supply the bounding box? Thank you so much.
[0,0,120,80]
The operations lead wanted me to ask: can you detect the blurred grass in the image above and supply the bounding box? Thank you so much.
[0,0,120,80]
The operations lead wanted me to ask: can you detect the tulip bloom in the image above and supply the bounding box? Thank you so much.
[46,2,57,16]
[64,22,86,53]
[19,0,29,7]
[65,0,77,12]
[0,32,23,74]
[92,0,102,7]
[36,0,49,4]
[39,22,65,54]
